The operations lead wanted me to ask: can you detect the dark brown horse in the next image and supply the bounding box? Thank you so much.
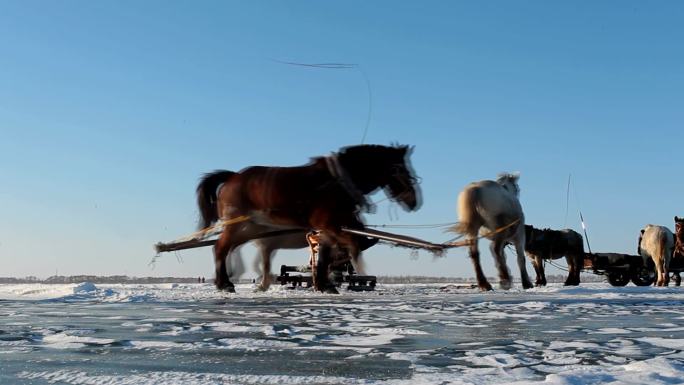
[675,216,684,257]
[197,169,377,291]
[196,144,421,293]
[523,225,585,286]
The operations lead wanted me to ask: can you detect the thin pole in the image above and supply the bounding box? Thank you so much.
[579,211,592,254]
[563,174,571,228]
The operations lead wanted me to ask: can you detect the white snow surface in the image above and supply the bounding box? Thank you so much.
[2,282,684,384]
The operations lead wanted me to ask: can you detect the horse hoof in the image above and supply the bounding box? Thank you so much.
[253,285,269,292]
[323,286,340,294]
[500,281,512,290]
[223,286,236,293]
[479,283,493,291]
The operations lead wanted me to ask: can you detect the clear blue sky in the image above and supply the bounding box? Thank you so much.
[1,1,682,279]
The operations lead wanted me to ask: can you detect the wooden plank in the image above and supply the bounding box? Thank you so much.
[341,227,448,252]
[155,239,217,253]
[155,228,305,254]
[155,226,455,255]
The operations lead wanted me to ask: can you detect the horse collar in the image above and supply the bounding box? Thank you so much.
[325,153,374,213]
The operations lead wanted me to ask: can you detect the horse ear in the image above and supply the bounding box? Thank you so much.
[396,144,410,156]
[511,171,521,182]
[675,216,681,222]
[641,229,645,234]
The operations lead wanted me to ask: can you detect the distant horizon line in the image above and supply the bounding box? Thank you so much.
[0,274,604,284]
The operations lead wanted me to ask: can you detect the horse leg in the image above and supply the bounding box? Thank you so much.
[255,244,275,292]
[491,238,511,290]
[573,253,583,285]
[333,231,364,275]
[314,232,339,294]
[229,246,245,279]
[213,230,235,292]
[531,255,544,287]
[564,255,580,286]
[469,240,492,291]
[655,257,665,286]
[213,219,253,292]
[513,236,533,289]
[663,257,670,286]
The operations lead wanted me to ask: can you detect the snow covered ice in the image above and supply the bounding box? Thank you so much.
[2,282,684,384]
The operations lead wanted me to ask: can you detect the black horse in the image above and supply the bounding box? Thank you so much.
[524,225,585,286]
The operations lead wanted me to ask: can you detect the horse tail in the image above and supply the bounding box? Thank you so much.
[196,170,236,230]
[659,230,674,265]
[453,186,480,236]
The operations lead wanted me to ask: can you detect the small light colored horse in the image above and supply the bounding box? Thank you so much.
[454,173,533,291]
[638,224,675,286]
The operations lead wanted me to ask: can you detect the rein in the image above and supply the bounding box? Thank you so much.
[446,219,521,247]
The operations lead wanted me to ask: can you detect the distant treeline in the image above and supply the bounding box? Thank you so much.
[377,274,605,284]
[0,273,607,285]
[0,275,205,284]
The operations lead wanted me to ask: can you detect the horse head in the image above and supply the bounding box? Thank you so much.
[496,172,521,197]
[523,224,534,247]
[383,145,422,211]
[336,144,422,212]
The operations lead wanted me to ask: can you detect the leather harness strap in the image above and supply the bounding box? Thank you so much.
[325,153,374,213]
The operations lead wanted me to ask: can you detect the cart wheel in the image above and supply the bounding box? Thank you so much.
[631,267,656,286]
[607,271,630,286]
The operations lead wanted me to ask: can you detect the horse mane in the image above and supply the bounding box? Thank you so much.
[496,172,520,184]
[339,143,408,155]
[496,172,520,196]
[309,144,407,164]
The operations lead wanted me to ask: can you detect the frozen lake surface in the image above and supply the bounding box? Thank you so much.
[1,282,684,384]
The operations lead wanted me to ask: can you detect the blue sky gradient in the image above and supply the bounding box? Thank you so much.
[1,1,682,278]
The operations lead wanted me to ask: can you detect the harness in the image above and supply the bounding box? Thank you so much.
[325,153,375,213]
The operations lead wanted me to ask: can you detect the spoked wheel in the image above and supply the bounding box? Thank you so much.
[607,271,630,286]
[631,267,656,286]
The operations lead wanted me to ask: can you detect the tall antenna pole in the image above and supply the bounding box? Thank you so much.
[579,211,592,254]
[564,174,571,227]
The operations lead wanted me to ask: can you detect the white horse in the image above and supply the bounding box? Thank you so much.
[638,224,675,286]
[454,173,533,291]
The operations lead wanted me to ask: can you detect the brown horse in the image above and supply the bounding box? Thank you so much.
[196,171,377,291]
[523,225,585,286]
[196,144,421,293]
[675,216,684,258]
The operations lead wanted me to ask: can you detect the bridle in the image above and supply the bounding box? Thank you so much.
[387,163,419,206]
